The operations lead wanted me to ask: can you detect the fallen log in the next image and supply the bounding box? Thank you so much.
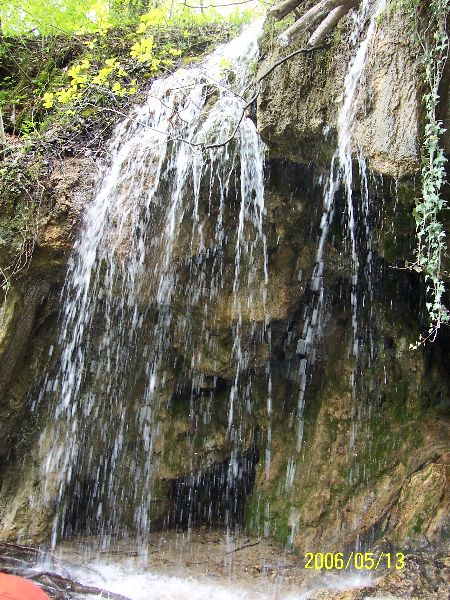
[279,0,359,45]
[307,3,357,46]
[29,571,133,600]
[268,0,306,21]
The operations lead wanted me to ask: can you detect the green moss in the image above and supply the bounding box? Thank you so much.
[258,14,296,55]
[245,469,301,548]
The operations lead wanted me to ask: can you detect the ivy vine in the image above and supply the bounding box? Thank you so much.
[398,0,450,347]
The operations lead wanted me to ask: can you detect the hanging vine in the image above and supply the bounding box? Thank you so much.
[406,0,450,347]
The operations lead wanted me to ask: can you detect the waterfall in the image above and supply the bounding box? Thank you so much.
[36,20,269,548]
[33,0,387,555]
[289,0,386,474]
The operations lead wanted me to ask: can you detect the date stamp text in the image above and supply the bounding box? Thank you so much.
[304,551,405,571]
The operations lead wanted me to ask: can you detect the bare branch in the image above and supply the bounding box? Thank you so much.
[307,3,355,46]
[199,42,329,149]
[279,0,359,46]
[255,43,329,83]
[200,87,260,149]
[225,540,260,554]
[80,103,204,149]
[74,43,327,155]
[0,108,5,146]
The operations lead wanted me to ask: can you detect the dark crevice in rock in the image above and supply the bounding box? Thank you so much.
[163,442,259,531]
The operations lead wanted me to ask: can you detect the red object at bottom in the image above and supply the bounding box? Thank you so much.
[0,574,49,600]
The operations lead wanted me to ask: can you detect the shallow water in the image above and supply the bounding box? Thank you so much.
[44,531,374,600]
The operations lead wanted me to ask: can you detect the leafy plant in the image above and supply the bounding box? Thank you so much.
[37,1,254,112]
[396,0,450,347]
[19,117,39,137]
[0,0,133,35]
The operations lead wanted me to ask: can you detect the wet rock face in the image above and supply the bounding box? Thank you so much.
[0,155,94,542]
[164,446,258,530]
[0,144,321,542]
[257,6,429,179]
[245,251,450,555]
[0,6,449,567]
[0,157,91,404]
[0,157,449,557]
[0,157,93,383]
[251,1,450,557]
[256,31,344,167]
[352,11,423,179]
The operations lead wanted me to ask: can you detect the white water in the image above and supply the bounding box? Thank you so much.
[290,0,386,467]
[31,533,373,600]
[338,0,386,361]
[62,564,370,600]
[36,19,269,547]
[68,565,268,600]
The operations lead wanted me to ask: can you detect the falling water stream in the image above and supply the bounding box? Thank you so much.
[287,0,386,492]
[31,3,388,597]
[37,19,270,549]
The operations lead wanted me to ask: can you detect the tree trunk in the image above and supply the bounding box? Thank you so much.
[279,0,359,45]
[307,3,356,46]
[0,107,6,146]
[268,0,306,21]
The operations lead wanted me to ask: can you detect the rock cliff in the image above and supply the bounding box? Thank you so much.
[253,0,450,555]
[0,1,448,570]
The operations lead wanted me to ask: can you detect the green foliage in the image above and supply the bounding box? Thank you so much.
[41,55,136,109]
[2,0,107,36]
[390,0,450,346]
[0,0,258,293]
[0,0,257,36]
[41,2,253,109]
[0,1,254,152]
[0,0,151,36]
[399,0,450,347]
[1,1,255,123]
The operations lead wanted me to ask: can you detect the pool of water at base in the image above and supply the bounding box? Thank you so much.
[37,530,374,599]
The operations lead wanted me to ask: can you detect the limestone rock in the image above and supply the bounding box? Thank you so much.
[257,4,426,178]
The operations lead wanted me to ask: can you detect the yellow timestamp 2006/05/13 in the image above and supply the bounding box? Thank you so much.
[304,551,405,571]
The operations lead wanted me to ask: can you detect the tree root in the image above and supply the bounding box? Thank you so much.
[30,572,133,600]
